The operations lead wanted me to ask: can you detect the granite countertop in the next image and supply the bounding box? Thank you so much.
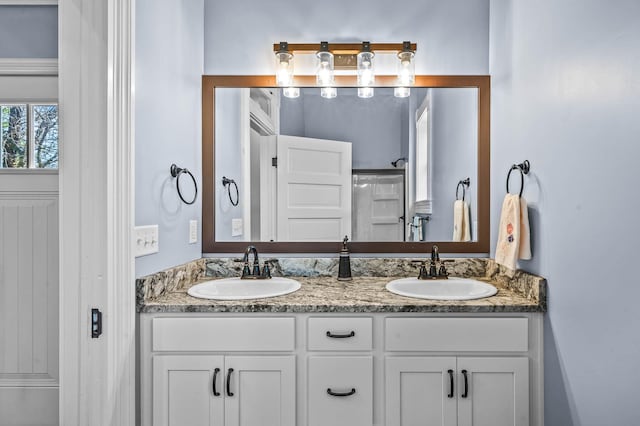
[139,275,545,314]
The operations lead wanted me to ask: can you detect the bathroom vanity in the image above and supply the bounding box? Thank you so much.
[137,258,545,426]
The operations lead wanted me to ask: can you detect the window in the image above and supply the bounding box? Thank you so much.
[1,103,58,169]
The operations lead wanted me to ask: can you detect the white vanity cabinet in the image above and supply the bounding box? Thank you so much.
[139,313,543,426]
[384,317,533,426]
[385,356,529,426]
[153,355,295,426]
[141,317,296,426]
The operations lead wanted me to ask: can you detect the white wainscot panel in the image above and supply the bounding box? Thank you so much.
[0,196,59,387]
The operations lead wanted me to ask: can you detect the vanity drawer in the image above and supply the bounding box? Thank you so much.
[385,317,528,352]
[307,317,372,351]
[152,317,294,352]
[307,356,373,426]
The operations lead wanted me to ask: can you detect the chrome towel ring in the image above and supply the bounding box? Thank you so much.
[170,164,198,205]
[506,160,530,197]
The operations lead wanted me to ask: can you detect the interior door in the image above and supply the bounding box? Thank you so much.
[276,135,352,241]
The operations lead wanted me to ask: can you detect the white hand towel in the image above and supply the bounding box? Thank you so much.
[462,200,471,242]
[495,194,521,271]
[519,197,531,260]
[453,200,471,242]
[453,200,464,241]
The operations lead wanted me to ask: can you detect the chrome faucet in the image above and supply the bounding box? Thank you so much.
[414,245,451,280]
[240,245,272,279]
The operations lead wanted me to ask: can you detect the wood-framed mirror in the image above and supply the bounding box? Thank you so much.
[202,75,490,253]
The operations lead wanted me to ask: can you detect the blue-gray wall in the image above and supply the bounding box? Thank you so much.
[280,88,407,169]
[204,0,490,75]
[490,0,640,424]
[0,6,57,58]
[135,0,204,277]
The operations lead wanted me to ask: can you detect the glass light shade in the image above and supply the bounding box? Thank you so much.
[282,87,300,98]
[275,51,294,86]
[321,87,337,99]
[397,51,415,86]
[394,87,411,98]
[357,87,374,98]
[357,51,375,86]
[316,51,335,86]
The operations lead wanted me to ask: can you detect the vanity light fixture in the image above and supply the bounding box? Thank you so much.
[275,41,294,86]
[272,41,417,99]
[357,41,375,98]
[397,41,415,86]
[316,41,335,86]
[394,41,415,98]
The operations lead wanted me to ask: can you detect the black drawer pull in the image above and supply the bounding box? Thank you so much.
[327,388,356,397]
[226,368,234,397]
[326,331,356,338]
[447,369,454,398]
[461,369,468,398]
[212,368,220,396]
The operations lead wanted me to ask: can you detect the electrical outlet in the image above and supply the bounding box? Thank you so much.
[189,220,198,244]
[231,218,243,237]
[135,225,159,257]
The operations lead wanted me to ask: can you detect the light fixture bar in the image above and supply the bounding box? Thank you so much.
[273,42,417,54]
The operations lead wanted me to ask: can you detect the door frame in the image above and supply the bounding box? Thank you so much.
[58,0,135,425]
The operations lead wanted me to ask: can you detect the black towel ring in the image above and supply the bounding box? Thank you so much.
[170,164,198,205]
[506,160,531,197]
[456,178,471,201]
[222,176,239,206]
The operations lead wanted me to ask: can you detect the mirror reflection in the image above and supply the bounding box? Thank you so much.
[214,87,477,243]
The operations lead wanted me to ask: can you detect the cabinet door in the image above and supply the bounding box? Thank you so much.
[385,357,457,426]
[153,355,224,426]
[457,357,529,426]
[224,356,295,426]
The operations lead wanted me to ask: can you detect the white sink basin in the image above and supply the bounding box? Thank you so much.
[386,277,497,301]
[187,277,301,300]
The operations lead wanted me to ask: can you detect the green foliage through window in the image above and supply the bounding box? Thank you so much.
[1,103,58,169]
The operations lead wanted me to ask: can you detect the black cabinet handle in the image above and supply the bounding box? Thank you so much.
[327,388,356,397]
[226,368,234,397]
[447,369,454,398]
[326,331,355,338]
[212,368,220,396]
[461,369,469,398]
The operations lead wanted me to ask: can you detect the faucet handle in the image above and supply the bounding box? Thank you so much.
[261,262,272,279]
[438,260,455,277]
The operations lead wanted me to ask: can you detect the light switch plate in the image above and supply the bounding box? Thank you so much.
[135,225,159,257]
[231,218,243,237]
[189,220,198,244]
